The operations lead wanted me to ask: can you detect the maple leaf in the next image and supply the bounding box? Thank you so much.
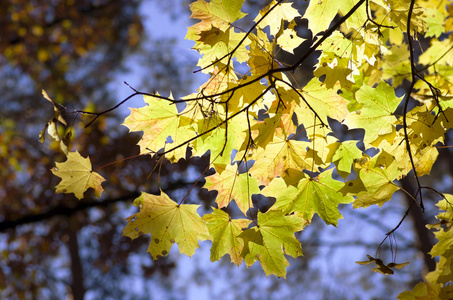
[294,77,349,129]
[253,0,300,37]
[331,140,363,179]
[192,113,248,171]
[377,114,444,178]
[194,27,250,71]
[384,0,427,34]
[419,39,453,67]
[123,95,195,162]
[239,210,303,278]
[226,74,267,115]
[249,136,312,186]
[247,29,277,76]
[381,45,411,86]
[202,208,251,265]
[314,55,356,89]
[123,191,210,259]
[249,114,279,149]
[51,151,105,200]
[203,164,260,215]
[343,81,402,146]
[277,20,306,54]
[307,134,338,169]
[304,0,367,37]
[186,0,247,40]
[351,151,400,208]
[263,169,354,226]
[422,8,446,38]
[397,282,444,299]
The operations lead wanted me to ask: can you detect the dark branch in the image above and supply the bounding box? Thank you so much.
[0,192,140,232]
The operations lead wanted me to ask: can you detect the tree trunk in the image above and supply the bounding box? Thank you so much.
[67,226,85,300]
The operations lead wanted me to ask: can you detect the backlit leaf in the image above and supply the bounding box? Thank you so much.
[202,208,251,265]
[51,151,105,200]
[123,191,210,259]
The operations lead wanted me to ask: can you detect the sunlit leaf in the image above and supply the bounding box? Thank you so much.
[51,151,105,200]
[123,191,210,259]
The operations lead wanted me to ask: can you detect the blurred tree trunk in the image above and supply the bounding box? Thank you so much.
[67,226,85,300]
[401,177,435,273]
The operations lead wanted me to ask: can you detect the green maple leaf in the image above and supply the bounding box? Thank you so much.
[331,140,363,179]
[51,151,105,200]
[263,169,353,226]
[343,81,402,146]
[203,164,260,215]
[294,77,350,129]
[239,210,303,278]
[253,0,300,37]
[123,191,210,259]
[123,95,195,162]
[186,0,247,40]
[318,31,354,57]
[202,208,251,265]
[422,8,446,38]
[192,113,248,171]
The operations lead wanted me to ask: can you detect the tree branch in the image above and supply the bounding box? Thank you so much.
[0,192,140,232]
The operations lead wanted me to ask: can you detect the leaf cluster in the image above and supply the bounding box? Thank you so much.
[48,0,453,285]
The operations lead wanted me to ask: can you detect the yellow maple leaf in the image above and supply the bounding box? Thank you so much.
[253,0,300,37]
[202,208,251,265]
[51,151,105,199]
[123,191,210,259]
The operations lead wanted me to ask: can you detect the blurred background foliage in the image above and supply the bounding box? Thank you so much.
[0,0,451,299]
